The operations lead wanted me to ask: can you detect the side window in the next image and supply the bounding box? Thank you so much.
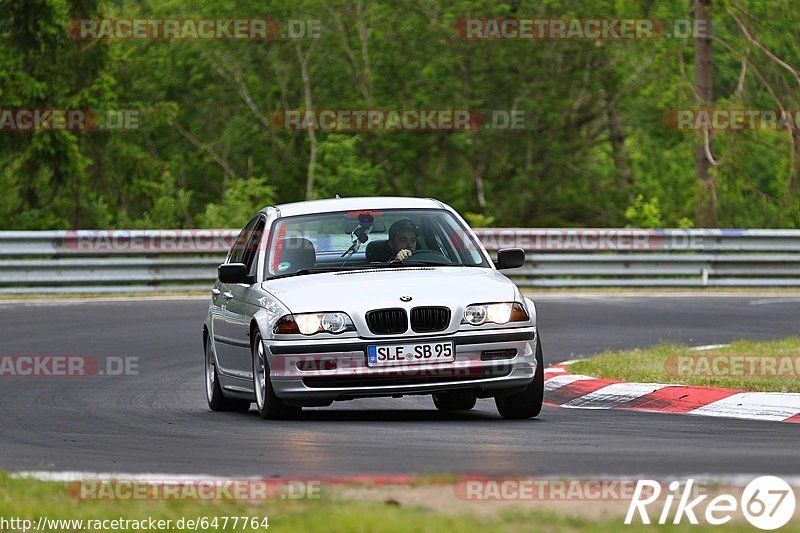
[228,218,258,264]
[242,218,266,275]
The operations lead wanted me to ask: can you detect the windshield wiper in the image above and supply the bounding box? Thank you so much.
[266,262,462,280]
[266,266,356,280]
[383,260,458,267]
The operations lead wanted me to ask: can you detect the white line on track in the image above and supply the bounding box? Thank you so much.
[13,471,800,487]
[748,297,800,306]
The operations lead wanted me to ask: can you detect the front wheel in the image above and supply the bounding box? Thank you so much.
[494,335,544,419]
[253,331,301,420]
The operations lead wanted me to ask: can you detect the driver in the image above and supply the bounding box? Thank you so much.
[387,219,418,262]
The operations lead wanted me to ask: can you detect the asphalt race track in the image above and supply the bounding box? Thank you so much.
[1,296,798,479]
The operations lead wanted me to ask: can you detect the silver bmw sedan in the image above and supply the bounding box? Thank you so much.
[203,197,542,420]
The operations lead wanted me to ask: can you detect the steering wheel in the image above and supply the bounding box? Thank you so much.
[408,249,452,264]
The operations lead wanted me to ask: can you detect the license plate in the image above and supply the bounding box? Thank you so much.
[366,341,455,367]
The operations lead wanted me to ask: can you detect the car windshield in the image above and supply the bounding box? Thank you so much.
[265,208,490,278]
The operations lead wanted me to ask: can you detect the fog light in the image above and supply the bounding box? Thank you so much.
[296,359,337,371]
[481,349,517,361]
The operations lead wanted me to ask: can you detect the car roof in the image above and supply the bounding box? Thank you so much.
[264,196,446,218]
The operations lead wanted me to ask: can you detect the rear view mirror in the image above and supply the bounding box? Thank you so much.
[495,248,525,270]
[345,222,386,233]
[218,263,253,284]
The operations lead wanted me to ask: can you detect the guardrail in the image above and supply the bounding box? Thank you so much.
[1,229,799,293]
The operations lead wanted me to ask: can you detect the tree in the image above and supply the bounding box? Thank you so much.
[694,0,717,227]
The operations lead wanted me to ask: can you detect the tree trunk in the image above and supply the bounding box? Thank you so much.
[607,101,635,192]
[694,0,717,227]
[73,171,82,229]
[472,142,491,210]
[296,45,317,201]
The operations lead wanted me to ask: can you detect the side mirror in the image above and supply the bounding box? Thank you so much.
[218,263,253,284]
[495,248,525,270]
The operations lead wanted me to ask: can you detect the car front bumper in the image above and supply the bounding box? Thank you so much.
[264,328,538,401]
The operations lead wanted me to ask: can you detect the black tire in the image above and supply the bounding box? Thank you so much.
[432,391,477,411]
[205,336,251,412]
[252,331,302,420]
[494,334,544,419]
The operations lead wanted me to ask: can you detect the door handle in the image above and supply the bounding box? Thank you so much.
[223,291,233,300]
[211,288,221,296]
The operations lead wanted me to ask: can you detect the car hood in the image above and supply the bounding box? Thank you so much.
[261,267,517,314]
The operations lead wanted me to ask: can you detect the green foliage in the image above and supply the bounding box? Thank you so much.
[464,212,496,228]
[198,176,276,228]
[135,167,193,228]
[1,0,800,229]
[313,135,379,200]
[625,195,663,228]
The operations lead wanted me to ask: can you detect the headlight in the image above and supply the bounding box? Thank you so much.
[486,303,513,324]
[295,314,322,334]
[463,302,528,326]
[321,312,348,333]
[274,312,355,335]
[464,305,487,325]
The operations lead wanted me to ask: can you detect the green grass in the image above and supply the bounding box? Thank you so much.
[0,473,789,532]
[569,338,800,392]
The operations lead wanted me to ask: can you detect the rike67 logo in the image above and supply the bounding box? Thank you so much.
[626,476,796,530]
